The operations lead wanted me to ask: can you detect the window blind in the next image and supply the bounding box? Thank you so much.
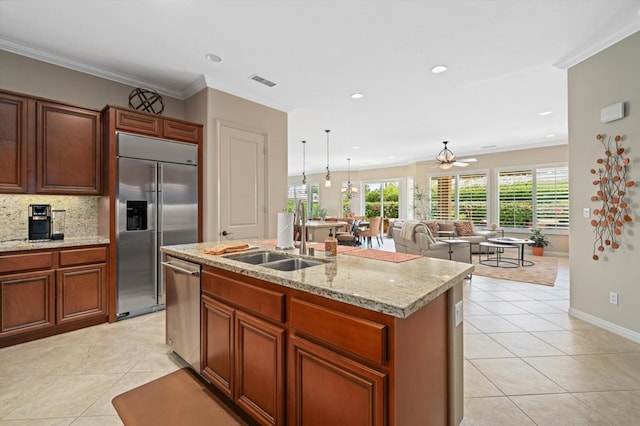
[536,166,569,230]
[498,170,533,228]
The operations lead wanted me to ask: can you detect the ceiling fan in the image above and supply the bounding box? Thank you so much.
[434,141,477,169]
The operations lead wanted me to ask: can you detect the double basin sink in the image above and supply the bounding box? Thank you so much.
[226,251,326,271]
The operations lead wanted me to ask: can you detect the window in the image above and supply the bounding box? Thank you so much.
[458,174,488,226]
[287,183,319,216]
[429,173,488,225]
[535,167,569,229]
[364,181,400,219]
[497,165,569,230]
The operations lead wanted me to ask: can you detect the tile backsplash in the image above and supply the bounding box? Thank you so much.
[0,195,99,242]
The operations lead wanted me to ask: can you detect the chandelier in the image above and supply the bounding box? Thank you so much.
[342,158,358,199]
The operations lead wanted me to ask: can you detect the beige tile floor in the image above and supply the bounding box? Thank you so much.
[463,256,640,425]
[1,252,639,425]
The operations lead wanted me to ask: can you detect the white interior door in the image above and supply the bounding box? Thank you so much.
[219,124,266,240]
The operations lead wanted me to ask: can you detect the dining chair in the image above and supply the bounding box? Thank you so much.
[359,217,382,247]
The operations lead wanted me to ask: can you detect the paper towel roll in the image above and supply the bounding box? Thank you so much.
[276,212,295,249]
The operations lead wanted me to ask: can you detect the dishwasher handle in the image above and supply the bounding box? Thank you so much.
[161,261,200,276]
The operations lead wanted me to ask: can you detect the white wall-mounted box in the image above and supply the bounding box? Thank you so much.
[601,102,625,123]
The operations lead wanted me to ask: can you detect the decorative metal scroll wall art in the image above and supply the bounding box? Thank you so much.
[128,87,165,114]
[590,133,635,260]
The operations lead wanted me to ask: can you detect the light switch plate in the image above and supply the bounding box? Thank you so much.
[455,301,463,326]
[583,207,590,218]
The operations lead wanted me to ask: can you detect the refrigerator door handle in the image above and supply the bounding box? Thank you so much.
[152,163,159,303]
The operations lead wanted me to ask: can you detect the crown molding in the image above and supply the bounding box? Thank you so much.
[0,37,185,99]
[181,75,209,99]
[554,22,640,69]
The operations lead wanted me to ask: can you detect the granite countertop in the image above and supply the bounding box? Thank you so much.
[161,241,473,319]
[0,236,110,253]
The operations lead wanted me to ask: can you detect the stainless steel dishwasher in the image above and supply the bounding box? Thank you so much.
[163,255,201,372]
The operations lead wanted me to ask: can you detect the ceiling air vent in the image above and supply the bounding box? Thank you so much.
[249,74,276,87]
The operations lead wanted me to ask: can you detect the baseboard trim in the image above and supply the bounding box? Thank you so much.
[569,308,640,344]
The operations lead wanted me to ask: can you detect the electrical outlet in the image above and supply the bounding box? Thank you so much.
[610,292,619,305]
[455,301,463,326]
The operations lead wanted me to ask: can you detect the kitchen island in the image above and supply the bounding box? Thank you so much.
[162,241,472,426]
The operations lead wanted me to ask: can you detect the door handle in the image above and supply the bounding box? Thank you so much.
[161,261,200,276]
[221,230,233,237]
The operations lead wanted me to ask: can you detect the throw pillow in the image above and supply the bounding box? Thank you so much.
[454,220,475,236]
[421,221,439,237]
[438,222,454,232]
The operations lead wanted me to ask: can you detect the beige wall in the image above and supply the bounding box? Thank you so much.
[568,31,640,335]
[187,88,288,241]
[0,50,185,116]
[293,144,570,253]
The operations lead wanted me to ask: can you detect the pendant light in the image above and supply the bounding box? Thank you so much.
[342,158,358,199]
[301,140,307,190]
[324,129,331,187]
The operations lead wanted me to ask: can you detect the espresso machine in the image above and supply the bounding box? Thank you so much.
[28,204,52,241]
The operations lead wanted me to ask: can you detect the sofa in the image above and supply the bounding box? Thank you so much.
[390,220,471,263]
[419,220,497,253]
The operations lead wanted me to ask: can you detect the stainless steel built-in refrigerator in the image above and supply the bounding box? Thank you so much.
[116,132,198,319]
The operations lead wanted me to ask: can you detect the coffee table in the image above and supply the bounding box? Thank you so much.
[478,242,520,268]
[488,237,534,267]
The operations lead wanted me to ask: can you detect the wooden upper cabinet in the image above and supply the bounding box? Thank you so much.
[36,102,101,194]
[163,119,201,144]
[0,93,30,193]
[115,109,162,137]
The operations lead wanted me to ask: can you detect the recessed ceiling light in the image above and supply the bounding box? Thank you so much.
[546,134,555,138]
[352,146,360,150]
[431,65,448,74]
[538,111,552,116]
[351,93,364,99]
[205,53,222,63]
[481,145,497,149]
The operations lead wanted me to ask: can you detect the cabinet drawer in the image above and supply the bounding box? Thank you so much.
[163,119,201,143]
[59,247,107,267]
[290,298,387,364]
[115,110,161,136]
[0,252,54,274]
[202,270,285,323]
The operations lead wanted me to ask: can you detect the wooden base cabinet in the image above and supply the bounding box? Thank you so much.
[56,264,107,324]
[202,294,234,398]
[0,270,55,337]
[201,268,285,426]
[290,335,386,426]
[0,245,109,348]
[198,265,453,426]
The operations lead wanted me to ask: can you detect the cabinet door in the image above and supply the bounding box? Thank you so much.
[235,310,285,426]
[0,270,55,337]
[0,92,29,193]
[56,264,107,324]
[36,102,101,194]
[163,119,201,143]
[115,109,162,137]
[201,294,234,398]
[289,335,387,426]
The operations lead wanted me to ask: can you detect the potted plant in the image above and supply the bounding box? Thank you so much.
[529,229,548,256]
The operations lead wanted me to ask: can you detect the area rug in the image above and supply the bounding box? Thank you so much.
[112,368,246,426]
[308,242,362,254]
[472,255,558,286]
[343,248,422,263]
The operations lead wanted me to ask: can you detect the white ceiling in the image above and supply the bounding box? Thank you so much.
[1,0,639,176]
